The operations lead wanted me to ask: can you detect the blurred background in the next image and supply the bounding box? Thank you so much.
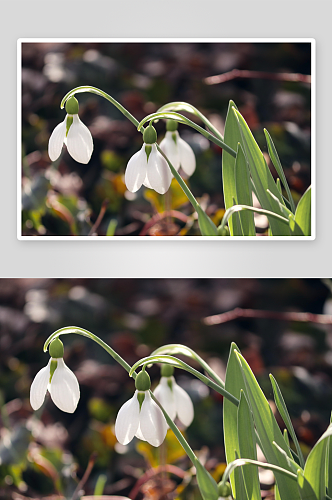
[0,278,331,499]
[21,42,312,236]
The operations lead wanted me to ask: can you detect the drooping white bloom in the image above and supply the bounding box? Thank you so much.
[154,376,194,428]
[115,390,167,447]
[125,143,172,195]
[48,114,93,164]
[159,131,196,176]
[30,358,80,413]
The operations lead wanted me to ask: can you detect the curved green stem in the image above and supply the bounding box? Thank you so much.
[60,86,142,130]
[220,458,297,489]
[138,112,236,158]
[151,344,225,388]
[43,326,136,379]
[218,205,290,233]
[129,355,239,406]
[157,101,225,142]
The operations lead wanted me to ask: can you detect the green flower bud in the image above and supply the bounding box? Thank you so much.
[166,119,178,132]
[161,364,174,377]
[217,481,232,497]
[143,123,157,144]
[217,225,230,236]
[135,370,151,391]
[49,338,64,358]
[65,96,79,115]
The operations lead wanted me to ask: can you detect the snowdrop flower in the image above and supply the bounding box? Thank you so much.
[48,96,93,164]
[30,338,80,413]
[154,364,194,428]
[125,123,172,195]
[159,120,196,177]
[115,370,167,447]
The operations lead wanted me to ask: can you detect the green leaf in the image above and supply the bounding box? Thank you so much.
[223,343,248,499]
[270,374,305,468]
[297,469,317,500]
[237,391,261,500]
[264,128,296,213]
[326,414,332,496]
[235,144,256,236]
[235,352,301,500]
[303,423,332,500]
[222,101,243,236]
[294,186,311,236]
[233,108,290,235]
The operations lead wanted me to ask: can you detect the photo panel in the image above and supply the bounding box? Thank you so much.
[1,277,331,498]
[19,39,315,240]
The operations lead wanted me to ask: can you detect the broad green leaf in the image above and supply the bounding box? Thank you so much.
[294,186,311,236]
[264,128,296,213]
[233,109,290,235]
[270,374,305,468]
[237,391,261,500]
[297,469,317,500]
[235,352,301,500]
[222,101,243,235]
[303,423,332,500]
[224,343,248,500]
[235,144,256,236]
[289,215,305,236]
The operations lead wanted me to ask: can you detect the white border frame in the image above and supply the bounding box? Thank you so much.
[17,38,316,241]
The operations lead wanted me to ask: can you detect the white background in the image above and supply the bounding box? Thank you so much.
[2,0,331,278]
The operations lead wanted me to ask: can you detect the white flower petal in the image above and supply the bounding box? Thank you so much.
[48,118,67,162]
[115,391,140,445]
[139,392,167,447]
[66,115,93,164]
[30,359,51,410]
[178,137,196,176]
[154,377,176,421]
[146,145,172,195]
[125,145,147,193]
[160,131,180,171]
[173,380,194,427]
[135,423,146,441]
[49,358,80,413]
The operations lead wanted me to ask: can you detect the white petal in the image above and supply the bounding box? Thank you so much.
[135,423,146,441]
[48,118,67,162]
[49,358,80,413]
[154,377,176,421]
[145,145,172,195]
[30,359,51,410]
[66,115,93,164]
[125,145,147,193]
[139,392,167,447]
[160,132,180,171]
[173,379,194,427]
[115,391,140,445]
[178,136,196,176]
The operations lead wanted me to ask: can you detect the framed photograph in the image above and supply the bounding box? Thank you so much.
[18,38,315,239]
